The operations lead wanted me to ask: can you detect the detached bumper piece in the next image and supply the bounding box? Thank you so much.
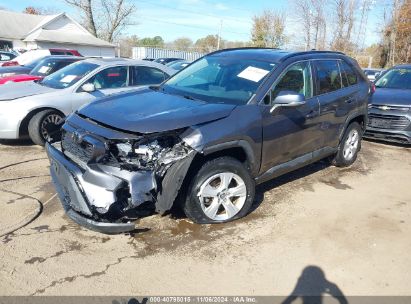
[46,143,136,234]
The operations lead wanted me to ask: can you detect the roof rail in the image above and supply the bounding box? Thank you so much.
[204,47,346,61]
[207,47,282,56]
[279,50,346,61]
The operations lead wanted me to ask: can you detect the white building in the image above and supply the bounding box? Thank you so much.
[0,10,116,57]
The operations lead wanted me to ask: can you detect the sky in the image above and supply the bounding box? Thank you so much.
[0,0,388,48]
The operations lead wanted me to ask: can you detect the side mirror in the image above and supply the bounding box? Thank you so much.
[270,91,306,113]
[81,83,96,93]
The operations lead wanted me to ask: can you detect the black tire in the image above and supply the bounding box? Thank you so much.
[331,122,362,167]
[183,157,255,224]
[28,110,65,146]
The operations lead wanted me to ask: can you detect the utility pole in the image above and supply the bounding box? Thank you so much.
[217,20,223,50]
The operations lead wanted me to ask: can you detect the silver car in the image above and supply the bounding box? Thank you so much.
[0,58,175,145]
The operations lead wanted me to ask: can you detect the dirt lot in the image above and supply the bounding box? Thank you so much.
[0,140,410,297]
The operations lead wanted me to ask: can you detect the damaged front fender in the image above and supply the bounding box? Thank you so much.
[155,151,196,213]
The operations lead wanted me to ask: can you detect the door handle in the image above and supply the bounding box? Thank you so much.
[305,110,317,119]
[345,97,355,104]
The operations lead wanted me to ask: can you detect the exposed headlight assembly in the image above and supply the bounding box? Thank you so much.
[111,130,192,173]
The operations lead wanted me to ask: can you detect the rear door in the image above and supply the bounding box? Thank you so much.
[313,59,357,148]
[130,65,168,86]
[260,60,321,173]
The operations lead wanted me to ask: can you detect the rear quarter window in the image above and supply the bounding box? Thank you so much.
[339,60,358,87]
[132,66,167,86]
[314,60,342,95]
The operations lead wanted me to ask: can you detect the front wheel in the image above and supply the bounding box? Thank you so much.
[183,157,255,224]
[331,122,362,167]
[28,110,65,146]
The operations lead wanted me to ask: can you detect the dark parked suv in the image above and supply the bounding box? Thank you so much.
[46,48,370,233]
[364,64,411,144]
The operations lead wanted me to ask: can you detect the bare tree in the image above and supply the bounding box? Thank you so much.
[293,0,313,50]
[311,0,327,50]
[356,0,373,50]
[345,0,356,43]
[23,6,60,15]
[63,0,136,42]
[330,0,357,53]
[251,9,287,48]
[64,0,97,37]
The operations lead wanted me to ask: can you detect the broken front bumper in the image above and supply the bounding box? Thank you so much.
[46,142,137,234]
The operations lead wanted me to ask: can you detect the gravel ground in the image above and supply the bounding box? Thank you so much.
[0,139,410,297]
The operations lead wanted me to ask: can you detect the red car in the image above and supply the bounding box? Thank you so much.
[1,48,82,67]
[0,56,83,85]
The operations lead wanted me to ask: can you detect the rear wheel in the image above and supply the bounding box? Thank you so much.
[28,110,64,146]
[183,157,255,224]
[331,122,362,167]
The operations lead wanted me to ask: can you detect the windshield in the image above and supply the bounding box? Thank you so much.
[40,61,98,89]
[375,68,411,89]
[162,56,276,105]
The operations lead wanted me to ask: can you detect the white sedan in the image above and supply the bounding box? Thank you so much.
[0,58,175,145]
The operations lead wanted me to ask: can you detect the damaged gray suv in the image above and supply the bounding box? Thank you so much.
[46,48,370,234]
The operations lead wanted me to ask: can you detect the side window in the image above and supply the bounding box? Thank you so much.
[270,61,312,103]
[339,60,358,87]
[86,66,128,89]
[132,66,166,86]
[1,54,11,61]
[51,61,75,74]
[314,60,342,95]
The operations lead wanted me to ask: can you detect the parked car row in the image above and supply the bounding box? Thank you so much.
[144,57,191,71]
[0,48,82,67]
[0,56,83,85]
[0,47,409,235]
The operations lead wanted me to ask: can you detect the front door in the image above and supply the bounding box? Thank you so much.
[260,61,321,173]
[71,66,130,111]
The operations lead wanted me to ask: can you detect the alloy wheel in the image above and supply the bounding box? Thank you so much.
[197,172,247,221]
[40,114,64,142]
[343,129,359,161]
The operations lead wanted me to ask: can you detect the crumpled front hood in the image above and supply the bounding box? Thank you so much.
[78,88,237,133]
[370,88,411,106]
[0,81,56,101]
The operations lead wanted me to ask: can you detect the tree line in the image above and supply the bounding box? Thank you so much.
[21,0,411,67]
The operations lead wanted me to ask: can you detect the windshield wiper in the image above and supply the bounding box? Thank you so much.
[149,85,160,91]
[183,95,196,101]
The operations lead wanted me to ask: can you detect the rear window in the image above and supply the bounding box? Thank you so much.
[0,53,12,61]
[132,66,167,86]
[314,60,342,95]
[50,50,64,55]
[340,61,358,87]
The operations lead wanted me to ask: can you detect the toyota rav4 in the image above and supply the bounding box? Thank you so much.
[46,48,370,234]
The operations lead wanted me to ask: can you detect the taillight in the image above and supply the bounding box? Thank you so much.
[370,83,376,94]
[1,61,18,67]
